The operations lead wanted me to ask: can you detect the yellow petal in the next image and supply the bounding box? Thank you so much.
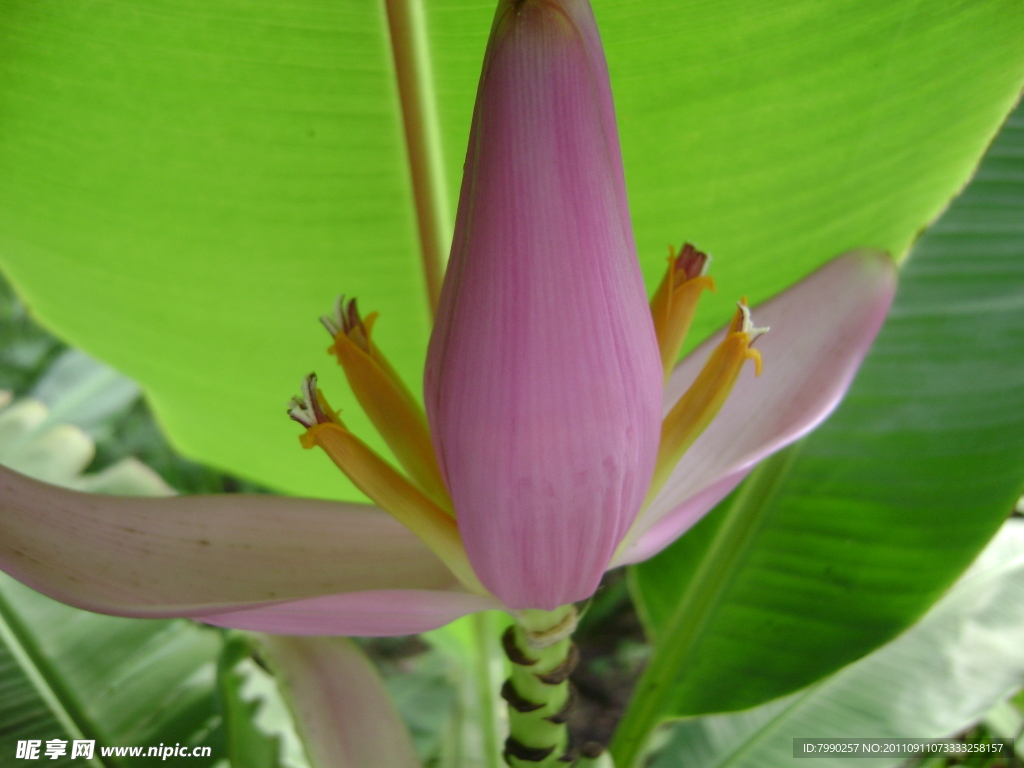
[647,301,765,502]
[325,299,453,513]
[650,243,716,379]
[289,376,483,595]
[303,421,484,595]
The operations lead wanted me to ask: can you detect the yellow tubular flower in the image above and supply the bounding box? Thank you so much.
[650,243,717,379]
[322,298,453,514]
[288,375,484,595]
[647,299,768,502]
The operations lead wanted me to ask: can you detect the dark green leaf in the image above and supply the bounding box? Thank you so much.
[649,521,1024,768]
[615,101,1024,763]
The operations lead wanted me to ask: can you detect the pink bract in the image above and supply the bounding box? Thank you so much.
[424,0,663,609]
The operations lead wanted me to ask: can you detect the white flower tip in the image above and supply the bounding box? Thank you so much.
[287,374,326,428]
[320,295,347,337]
[737,301,770,342]
[320,315,340,337]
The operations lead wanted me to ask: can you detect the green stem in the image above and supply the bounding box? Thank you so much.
[473,611,506,768]
[610,447,799,767]
[502,607,579,767]
[382,0,452,315]
[576,743,616,768]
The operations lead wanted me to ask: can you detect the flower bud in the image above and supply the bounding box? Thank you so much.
[424,0,663,609]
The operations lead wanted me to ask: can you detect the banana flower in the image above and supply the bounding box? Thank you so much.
[0,0,896,634]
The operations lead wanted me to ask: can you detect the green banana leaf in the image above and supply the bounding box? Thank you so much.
[648,520,1024,768]
[1,1,1022,497]
[0,573,224,767]
[614,102,1024,762]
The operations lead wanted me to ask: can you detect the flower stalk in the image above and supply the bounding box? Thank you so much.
[575,744,615,768]
[501,607,580,766]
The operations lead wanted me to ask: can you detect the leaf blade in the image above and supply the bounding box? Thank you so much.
[0,0,429,498]
[649,520,1024,768]
[616,98,1024,762]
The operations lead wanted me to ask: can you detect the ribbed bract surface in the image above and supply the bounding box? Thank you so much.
[425,0,662,609]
